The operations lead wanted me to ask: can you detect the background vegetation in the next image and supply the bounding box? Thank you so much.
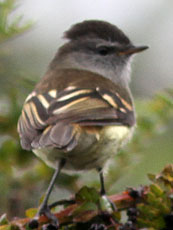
[0,0,172,224]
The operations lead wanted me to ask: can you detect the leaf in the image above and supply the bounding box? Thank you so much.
[150,184,164,197]
[8,225,20,230]
[148,173,156,182]
[0,224,19,230]
[25,208,37,218]
[0,214,9,226]
[75,186,100,204]
[0,225,9,230]
[74,202,98,213]
[72,201,98,223]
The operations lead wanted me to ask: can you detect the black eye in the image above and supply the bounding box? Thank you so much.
[97,46,110,56]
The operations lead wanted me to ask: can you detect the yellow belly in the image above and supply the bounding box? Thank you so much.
[33,125,133,170]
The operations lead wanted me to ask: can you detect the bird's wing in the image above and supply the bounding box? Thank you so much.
[18,86,135,151]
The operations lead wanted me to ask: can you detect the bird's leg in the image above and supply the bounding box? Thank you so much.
[98,168,106,196]
[98,168,116,212]
[34,159,66,227]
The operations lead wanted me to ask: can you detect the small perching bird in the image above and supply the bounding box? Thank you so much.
[17,20,148,225]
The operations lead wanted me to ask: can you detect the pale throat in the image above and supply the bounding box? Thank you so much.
[56,53,132,88]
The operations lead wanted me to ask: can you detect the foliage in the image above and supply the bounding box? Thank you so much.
[106,89,173,194]
[0,0,35,217]
[137,165,173,230]
[0,0,32,43]
[0,165,173,230]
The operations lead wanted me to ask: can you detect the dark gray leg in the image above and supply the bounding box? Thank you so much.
[37,159,66,224]
[98,168,116,212]
[98,168,106,195]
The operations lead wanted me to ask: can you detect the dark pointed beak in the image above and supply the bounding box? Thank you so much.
[119,45,149,55]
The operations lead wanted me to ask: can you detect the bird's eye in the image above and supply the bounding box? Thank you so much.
[97,46,110,56]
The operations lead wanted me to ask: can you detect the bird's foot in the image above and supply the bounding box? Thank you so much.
[99,195,117,213]
[28,205,59,229]
[40,204,59,225]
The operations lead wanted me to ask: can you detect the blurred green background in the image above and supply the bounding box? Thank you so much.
[0,0,173,218]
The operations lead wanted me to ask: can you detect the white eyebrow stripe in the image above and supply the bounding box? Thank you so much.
[48,89,57,98]
[57,89,92,102]
[25,91,36,103]
[37,94,49,109]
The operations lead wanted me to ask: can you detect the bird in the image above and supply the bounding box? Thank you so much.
[17,20,148,226]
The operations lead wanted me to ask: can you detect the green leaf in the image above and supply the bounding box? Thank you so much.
[25,208,37,218]
[0,0,33,43]
[0,224,20,230]
[0,214,9,226]
[75,186,100,204]
[148,173,156,182]
[0,225,10,230]
[8,225,20,230]
[75,201,98,213]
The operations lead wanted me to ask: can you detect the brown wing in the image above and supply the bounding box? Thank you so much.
[18,86,135,151]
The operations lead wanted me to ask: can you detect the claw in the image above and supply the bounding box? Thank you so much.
[99,195,117,213]
[28,205,59,229]
[28,219,39,229]
[42,223,59,230]
[38,204,59,227]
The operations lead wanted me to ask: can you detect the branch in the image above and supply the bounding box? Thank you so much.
[1,164,173,230]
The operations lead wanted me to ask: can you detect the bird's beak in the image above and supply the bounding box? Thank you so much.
[119,45,149,55]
